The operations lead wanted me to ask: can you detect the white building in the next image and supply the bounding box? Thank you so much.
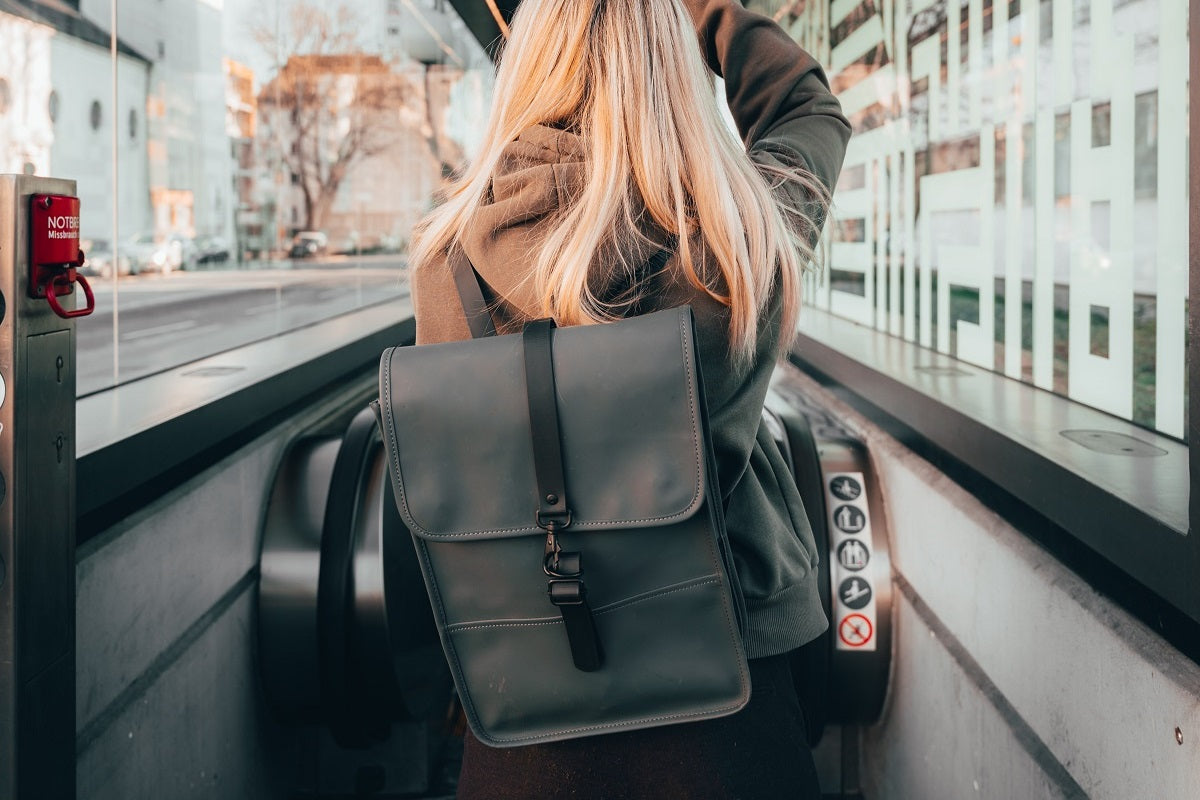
[0,0,153,242]
[80,0,234,243]
[0,5,54,175]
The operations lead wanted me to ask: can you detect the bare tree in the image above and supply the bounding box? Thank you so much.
[254,2,413,233]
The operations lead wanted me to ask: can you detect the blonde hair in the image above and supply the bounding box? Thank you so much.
[410,0,827,362]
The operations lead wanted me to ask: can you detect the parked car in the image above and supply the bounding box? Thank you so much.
[79,238,131,278]
[195,235,231,265]
[123,233,172,274]
[288,231,328,259]
[123,232,196,274]
[166,233,197,271]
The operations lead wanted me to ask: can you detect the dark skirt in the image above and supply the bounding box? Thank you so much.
[455,654,822,799]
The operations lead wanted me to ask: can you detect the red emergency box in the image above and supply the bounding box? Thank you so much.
[27,194,93,317]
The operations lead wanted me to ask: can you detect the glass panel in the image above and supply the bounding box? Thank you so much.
[0,0,492,396]
[756,0,1189,441]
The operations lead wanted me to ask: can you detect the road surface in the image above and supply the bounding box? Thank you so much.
[75,260,409,396]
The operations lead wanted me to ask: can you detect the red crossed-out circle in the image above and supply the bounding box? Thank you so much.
[838,613,874,647]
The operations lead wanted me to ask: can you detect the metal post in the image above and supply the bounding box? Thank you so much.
[0,174,81,800]
[1189,0,1199,549]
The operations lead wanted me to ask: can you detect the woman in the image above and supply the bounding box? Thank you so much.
[410,0,850,795]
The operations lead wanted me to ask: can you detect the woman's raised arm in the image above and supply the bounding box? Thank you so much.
[683,0,851,197]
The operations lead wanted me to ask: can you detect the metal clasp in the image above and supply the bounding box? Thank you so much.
[543,525,562,575]
[538,508,572,575]
[535,508,572,531]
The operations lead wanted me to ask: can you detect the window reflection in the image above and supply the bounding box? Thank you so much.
[0,0,491,395]
[761,0,1189,439]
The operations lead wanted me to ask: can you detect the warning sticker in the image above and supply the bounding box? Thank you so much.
[838,576,873,610]
[826,471,877,651]
[838,614,874,647]
[829,475,862,501]
[837,539,870,571]
[832,504,866,534]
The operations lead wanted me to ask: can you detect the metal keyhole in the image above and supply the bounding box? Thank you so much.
[55,434,64,464]
[56,355,64,383]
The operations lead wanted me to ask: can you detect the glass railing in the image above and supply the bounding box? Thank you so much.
[0,0,493,395]
[756,0,1189,441]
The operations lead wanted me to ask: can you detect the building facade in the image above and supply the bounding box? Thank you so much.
[0,0,152,243]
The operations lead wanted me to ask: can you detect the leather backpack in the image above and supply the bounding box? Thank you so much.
[375,248,750,746]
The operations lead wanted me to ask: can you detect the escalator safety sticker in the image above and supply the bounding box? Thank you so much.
[838,614,874,648]
[837,539,869,571]
[827,472,877,651]
[839,577,873,609]
[830,475,862,501]
[832,504,866,533]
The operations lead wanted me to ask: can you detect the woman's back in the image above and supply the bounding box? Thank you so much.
[409,0,850,794]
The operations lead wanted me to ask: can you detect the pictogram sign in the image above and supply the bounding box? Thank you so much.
[839,576,873,610]
[832,504,866,534]
[837,539,869,571]
[838,613,874,647]
[825,471,879,652]
[829,475,862,501]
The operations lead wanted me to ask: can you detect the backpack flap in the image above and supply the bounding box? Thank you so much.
[378,306,706,540]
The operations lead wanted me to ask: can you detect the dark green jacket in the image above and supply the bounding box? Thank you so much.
[414,0,850,657]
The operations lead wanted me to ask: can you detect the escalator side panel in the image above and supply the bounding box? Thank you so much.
[258,437,342,724]
[766,369,894,734]
[764,405,832,747]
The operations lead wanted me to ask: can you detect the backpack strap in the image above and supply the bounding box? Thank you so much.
[448,241,677,338]
[449,246,499,338]
[523,318,603,672]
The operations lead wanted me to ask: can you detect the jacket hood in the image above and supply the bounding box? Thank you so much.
[457,124,669,323]
[459,124,586,269]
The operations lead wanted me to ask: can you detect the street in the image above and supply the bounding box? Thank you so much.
[75,259,409,395]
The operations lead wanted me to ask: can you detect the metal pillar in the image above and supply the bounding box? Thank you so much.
[0,175,83,800]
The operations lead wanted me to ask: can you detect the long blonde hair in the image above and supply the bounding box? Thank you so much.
[410,0,826,362]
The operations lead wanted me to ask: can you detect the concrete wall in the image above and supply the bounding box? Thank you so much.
[73,375,434,800]
[791,372,1200,800]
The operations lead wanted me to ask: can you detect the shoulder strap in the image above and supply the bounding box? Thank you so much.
[449,247,498,339]
[641,244,675,274]
[448,241,677,339]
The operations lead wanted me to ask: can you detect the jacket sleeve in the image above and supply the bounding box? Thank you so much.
[673,0,849,499]
[683,0,851,198]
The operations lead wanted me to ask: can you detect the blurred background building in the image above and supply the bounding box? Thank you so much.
[1,0,488,264]
[0,0,152,243]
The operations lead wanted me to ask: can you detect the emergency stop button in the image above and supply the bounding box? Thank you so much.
[30,194,81,270]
